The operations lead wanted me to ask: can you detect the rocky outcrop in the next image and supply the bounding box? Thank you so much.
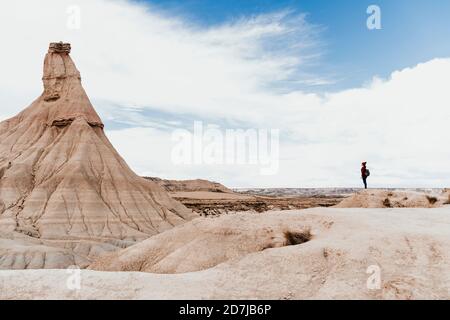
[0,43,196,268]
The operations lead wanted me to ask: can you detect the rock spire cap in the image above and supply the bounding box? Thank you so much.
[49,42,71,54]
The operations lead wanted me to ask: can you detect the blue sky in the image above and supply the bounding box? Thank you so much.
[144,0,450,91]
[2,0,450,187]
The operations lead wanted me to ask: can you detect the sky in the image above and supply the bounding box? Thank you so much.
[145,0,450,91]
[0,0,450,188]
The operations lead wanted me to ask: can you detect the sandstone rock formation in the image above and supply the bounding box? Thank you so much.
[0,43,195,269]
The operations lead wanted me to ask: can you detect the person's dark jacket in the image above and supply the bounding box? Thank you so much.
[361,166,368,178]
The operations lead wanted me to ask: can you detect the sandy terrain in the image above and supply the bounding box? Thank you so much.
[172,191,343,216]
[2,206,450,300]
[336,189,449,208]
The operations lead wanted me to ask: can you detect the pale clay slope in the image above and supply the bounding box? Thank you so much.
[0,43,195,269]
[0,232,90,269]
[89,212,312,273]
[335,189,449,208]
[2,207,450,300]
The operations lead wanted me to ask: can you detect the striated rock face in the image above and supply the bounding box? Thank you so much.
[0,43,196,268]
[0,232,90,269]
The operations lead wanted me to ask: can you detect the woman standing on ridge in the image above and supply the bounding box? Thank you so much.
[361,162,370,189]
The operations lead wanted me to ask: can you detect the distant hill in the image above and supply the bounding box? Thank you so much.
[144,177,233,193]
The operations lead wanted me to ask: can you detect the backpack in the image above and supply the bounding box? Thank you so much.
[365,169,371,177]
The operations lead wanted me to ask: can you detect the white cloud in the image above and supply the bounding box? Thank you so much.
[1,0,449,187]
[107,59,450,188]
[0,0,323,120]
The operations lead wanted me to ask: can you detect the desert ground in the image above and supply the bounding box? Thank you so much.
[1,43,450,300]
[2,204,450,300]
[2,187,450,300]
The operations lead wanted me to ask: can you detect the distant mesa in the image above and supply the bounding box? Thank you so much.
[145,177,233,193]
